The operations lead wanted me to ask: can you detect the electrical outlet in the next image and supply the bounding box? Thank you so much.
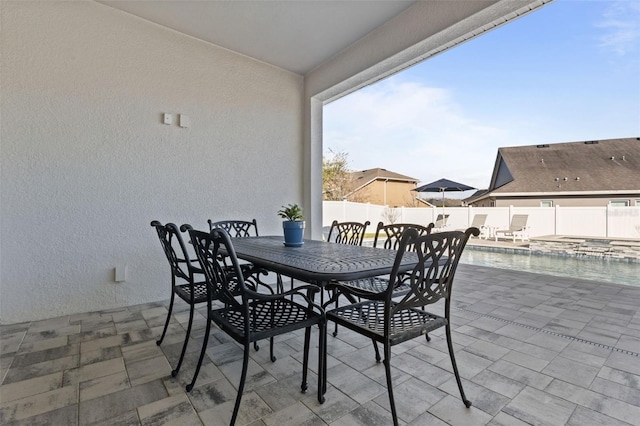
[163,113,172,125]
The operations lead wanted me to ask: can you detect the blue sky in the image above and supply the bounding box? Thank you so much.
[323,0,640,194]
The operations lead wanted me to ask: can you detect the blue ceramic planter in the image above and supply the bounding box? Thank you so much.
[282,220,305,247]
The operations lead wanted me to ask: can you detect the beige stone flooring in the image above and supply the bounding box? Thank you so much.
[1,264,639,425]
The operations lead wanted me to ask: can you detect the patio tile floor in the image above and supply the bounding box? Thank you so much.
[1,264,639,425]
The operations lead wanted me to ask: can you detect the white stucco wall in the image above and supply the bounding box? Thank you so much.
[0,1,303,323]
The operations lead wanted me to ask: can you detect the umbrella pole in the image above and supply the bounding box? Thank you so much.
[442,190,446,226]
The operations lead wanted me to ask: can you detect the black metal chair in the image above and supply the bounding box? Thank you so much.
[325,220,370,335]
[335,222,436,357]
[337,222,435,296]
[208,218,258,236]
[187,227,326,424]
[326,219,370,245]
[150,221,207,377]
[325,227,478,426]
[208,219,283,349]
[207,219,262,282]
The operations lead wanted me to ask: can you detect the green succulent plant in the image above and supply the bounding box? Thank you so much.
[277,203,304,221]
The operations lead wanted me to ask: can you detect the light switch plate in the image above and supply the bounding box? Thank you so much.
[179,114,190,128]
[163,113,172,125]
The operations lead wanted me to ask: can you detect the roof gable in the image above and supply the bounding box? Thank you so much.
[347,167,418,196]
[350,168,418,184]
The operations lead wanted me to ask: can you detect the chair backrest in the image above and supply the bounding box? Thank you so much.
[188,227,246,307]
[326,220,370,245]
[470,214,487,228]
[150,221,192,281]
[208,219,259,237]
[509,214,528,231]
[386,227,478,314]
[372,222,434,251]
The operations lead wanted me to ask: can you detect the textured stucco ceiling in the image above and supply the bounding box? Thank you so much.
[96,0,421,74]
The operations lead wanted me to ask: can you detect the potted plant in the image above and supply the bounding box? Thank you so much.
[277,203,305,246]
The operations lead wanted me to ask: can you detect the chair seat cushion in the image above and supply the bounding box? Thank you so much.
[327,300,447,346]
[211,299,322,343]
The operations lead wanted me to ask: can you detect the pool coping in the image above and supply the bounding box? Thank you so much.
[467,235,640,263]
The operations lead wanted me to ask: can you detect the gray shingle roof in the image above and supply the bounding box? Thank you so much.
[490,137,640,193]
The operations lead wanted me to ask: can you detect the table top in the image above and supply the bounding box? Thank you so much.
[230,236,417,283]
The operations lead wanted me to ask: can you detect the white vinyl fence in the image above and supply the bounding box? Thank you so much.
[323,201,640,239]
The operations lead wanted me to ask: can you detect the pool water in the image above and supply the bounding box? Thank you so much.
[462,249,639,287]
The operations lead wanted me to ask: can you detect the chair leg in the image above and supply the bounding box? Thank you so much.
[269,337,276,362]
[333,296,340,337]
[318,319,326,403]
[332,289,358,337]
[231,343,251,426]
[301,326,311,393]
[252,311,260,352]
[156,289,175,346]
[186,312,211,392]
[372,340,381,363]
[445,323,472,408]
[383,343,399,426]
[172,302,194,376]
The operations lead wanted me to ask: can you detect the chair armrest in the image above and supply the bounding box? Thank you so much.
[244,284,325,313]
[325,279,387,307]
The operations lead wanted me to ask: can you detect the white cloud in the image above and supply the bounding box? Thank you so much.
[595,1,640,55]
[323,78,514,190]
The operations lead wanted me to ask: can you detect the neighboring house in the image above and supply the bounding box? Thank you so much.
[345,168,420,207]
[468,137,640,207]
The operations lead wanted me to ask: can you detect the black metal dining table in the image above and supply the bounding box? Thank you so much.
[230,236,417,292]
[229,235,420,402]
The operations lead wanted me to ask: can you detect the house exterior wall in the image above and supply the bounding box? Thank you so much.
[0,1,303,323]
[349,180,417,207]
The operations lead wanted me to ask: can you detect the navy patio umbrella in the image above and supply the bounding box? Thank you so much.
[413,178,475,226]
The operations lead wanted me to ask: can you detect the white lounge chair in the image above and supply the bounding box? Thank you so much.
[494,214,529,242]
[432,214,450,232]
[458,214,489,238]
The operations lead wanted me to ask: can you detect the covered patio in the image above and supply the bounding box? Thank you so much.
[1,265,639,424]
[2,0,551,325]
[7,1,639,425]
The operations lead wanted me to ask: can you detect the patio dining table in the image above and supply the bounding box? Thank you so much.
[230,236,418,295]
[229,235,420,406]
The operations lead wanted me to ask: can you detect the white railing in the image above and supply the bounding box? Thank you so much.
[323,201,640,239]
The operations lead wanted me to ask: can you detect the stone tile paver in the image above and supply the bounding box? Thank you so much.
[1,264,639,425]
